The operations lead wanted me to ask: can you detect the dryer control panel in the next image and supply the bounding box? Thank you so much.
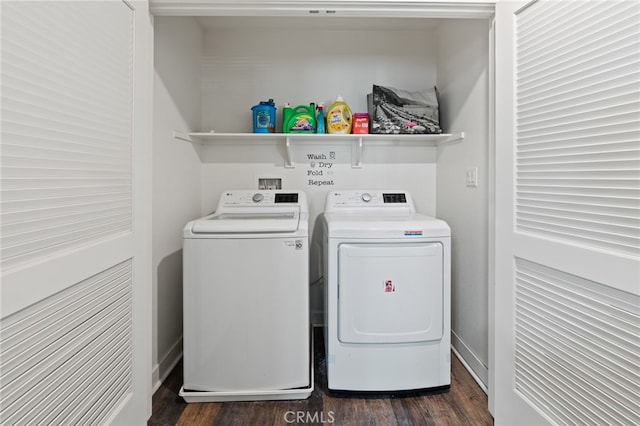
[325,190,415,213]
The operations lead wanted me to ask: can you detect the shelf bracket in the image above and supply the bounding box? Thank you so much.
[173,131,192,143]
[437,131,465,145]
[351,137,363,168]
[284,136,295,168]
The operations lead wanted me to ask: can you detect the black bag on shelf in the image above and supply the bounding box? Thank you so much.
[368,84,442,134]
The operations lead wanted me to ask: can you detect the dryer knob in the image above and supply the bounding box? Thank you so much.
[362,193,372,202]
[252,193,264,203]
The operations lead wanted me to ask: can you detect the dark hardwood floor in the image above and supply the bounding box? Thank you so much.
[148,328,493,425]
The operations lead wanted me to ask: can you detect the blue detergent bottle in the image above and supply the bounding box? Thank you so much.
[251,99,276,133]
[316,104,326,134]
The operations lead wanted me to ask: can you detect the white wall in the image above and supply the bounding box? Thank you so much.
[199,17,438,133]
[436,19,490,388]
[152,16,203,390]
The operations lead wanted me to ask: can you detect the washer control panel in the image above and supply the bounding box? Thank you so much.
[219,191,301,207]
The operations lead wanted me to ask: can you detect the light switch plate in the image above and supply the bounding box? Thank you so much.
[466,167,478,187]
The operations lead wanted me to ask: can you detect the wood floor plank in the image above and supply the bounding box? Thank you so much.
[150,368,188,426]
[176,403,221,426]
[148,328,494,426]
[448,356,493,426]
[322,395,392,425]
[210,401,266,426]
[388,398,414,426]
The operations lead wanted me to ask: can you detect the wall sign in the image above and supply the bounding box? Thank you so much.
[306,151,336,186]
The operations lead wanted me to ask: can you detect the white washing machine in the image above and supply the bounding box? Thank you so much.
[323,190,451,392]
[180,190,312,402]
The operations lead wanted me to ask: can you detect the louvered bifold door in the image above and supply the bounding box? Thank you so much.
[494,1,640,425]
[1,1,151,425]
[515,0,640,257]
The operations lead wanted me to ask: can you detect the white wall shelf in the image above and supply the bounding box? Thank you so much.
[174,131,465,168]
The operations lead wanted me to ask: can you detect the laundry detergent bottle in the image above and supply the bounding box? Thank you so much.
[251,99,277,133]
[316,104,326,134]
[327,96,352,134]
[282,103,293,132]
[283,103,316,133]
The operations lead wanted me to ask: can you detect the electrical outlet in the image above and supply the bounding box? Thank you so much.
[466,167,478,188]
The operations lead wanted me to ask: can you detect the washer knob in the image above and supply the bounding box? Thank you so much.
[362,193,372,202]
[252,193,264,203]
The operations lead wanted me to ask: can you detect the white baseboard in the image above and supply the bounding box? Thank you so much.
[152,337,183,393]
[451,330,488,393]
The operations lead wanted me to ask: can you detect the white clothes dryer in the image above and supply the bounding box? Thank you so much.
[180,190,312,402]
[323,190,451,392]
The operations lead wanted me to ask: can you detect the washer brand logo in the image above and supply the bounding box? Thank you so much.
[285,240,304,250]
[404,230,423,236]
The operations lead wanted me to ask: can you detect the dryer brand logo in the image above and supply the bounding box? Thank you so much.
[404,230,423,236]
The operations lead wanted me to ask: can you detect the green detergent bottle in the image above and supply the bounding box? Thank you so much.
[283,103,316,133]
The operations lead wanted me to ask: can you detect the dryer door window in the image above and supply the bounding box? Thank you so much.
[338,242,443,344]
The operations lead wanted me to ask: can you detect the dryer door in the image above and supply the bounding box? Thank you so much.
[338,242,443,344]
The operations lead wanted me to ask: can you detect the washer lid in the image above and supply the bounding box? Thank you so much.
[191,210,300,234]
